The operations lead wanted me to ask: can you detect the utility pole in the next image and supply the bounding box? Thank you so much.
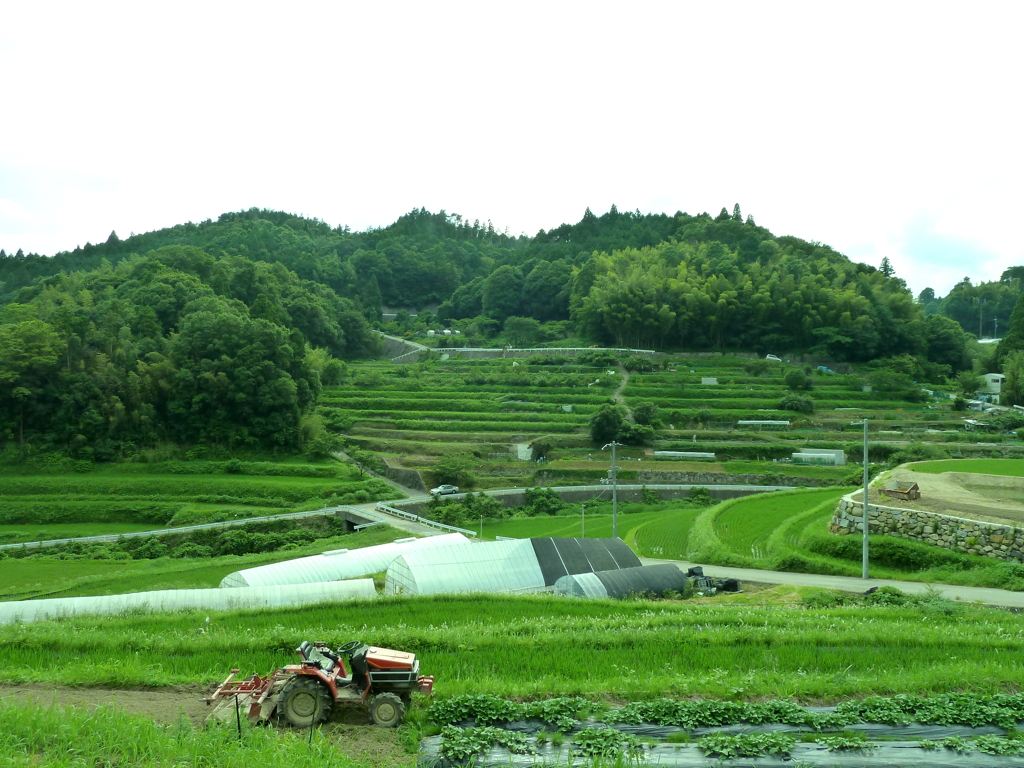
[581,503,585,538]
[857,419,870,578]
[602,441,623,538]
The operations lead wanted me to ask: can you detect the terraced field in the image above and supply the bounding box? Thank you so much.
[327,354,1021,491]
[0,459,400,545]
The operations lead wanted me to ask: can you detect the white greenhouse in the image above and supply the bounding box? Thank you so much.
[385,537,641,596]
[0,580,375,625]
[554,564,690,599]
[219,533,469,588]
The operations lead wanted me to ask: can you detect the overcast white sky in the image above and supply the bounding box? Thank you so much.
[1,1,1021,297]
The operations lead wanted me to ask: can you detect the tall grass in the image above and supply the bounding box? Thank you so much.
[0,701,377,767]
[2,594,1024,699]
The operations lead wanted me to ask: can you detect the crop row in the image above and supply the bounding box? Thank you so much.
[341,411,588,424]
[0,476,358,502]
[324,384,616,397]
[322,397,604,413]
[379,420,581,434]
[430,692,1024,729]
[622,396,921,410]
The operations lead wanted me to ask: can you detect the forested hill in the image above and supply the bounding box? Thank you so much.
[0,205,981,369]
[0,246,374,458]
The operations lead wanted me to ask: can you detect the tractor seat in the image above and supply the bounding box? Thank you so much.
[296,641,335,673]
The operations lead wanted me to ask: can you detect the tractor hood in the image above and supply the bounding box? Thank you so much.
[365,647,416,670]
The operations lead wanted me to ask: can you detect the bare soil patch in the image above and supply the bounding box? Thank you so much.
[0,682,212,726]
[854,468,1024,526]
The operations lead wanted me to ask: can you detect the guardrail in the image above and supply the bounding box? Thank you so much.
[0,504,386,552]
[375,503,476,536]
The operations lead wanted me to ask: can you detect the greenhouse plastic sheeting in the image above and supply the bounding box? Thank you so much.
[387,539,545,595]
[554,564,688,599]
[385,538,638,596]
[419,736,1024,767]
[220,533,468,587]
[0,580,375,625]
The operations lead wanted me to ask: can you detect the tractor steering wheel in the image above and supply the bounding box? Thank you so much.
[336,640,362,655]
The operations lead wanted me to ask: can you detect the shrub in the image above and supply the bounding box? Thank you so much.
[778,394,815,414]
[617,422,654,445]
[576,350,618,367]
[622,355,656,373]
[633,402,660,426]
[744,359,771,376]
[524,486,566,516]
[785,370,812,390]
[172,543,213,558]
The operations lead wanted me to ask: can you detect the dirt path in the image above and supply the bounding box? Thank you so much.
[0,682,213,726]
[612,366,635,423]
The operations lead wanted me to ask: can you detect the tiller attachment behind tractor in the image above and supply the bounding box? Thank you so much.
[205,640,434,728]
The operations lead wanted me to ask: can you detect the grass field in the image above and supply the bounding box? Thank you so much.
[0,522,160,545]
[0,702,368,768]
[0,525,406,600]
[482,507,679,545]
[910,459,1024,476]
[3,592,1024,700]
[0,460,400,534]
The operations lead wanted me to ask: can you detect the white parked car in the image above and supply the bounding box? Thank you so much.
[430,484,460,496]
[765,354,782,362]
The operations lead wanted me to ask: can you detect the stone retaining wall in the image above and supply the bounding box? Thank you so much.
[639,470,832,488]
[830,494,1024,562]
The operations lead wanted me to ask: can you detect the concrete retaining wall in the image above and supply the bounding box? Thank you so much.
[383,464,427,492]
[830,494,1024,562]
[387,485,775,517]
[638,470,833,488]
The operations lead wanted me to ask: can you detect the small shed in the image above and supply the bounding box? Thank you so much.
[882,482,920,501]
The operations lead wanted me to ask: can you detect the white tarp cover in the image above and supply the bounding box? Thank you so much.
[219,533,468,587]
[386,539,546,595]
[0,580,375,625]
[384,538,640,596]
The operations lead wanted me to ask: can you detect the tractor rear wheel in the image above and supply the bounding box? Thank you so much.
[278,676,332,728]
[369,692,405,727]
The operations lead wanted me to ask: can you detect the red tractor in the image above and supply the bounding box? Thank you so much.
[205,640,434,728]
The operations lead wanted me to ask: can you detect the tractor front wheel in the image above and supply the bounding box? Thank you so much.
[369,692,406,727]
[278,676,332,728]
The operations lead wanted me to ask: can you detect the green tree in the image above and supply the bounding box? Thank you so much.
[503,316,542,347]
[482,265,523,321]
[1001,351,1024,406]
[955,371,983,397]
[589,404,625,443]
[433,454,475,487]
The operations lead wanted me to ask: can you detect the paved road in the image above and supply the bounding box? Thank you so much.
[10,479,1024,610]
[641,557,1024,609]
